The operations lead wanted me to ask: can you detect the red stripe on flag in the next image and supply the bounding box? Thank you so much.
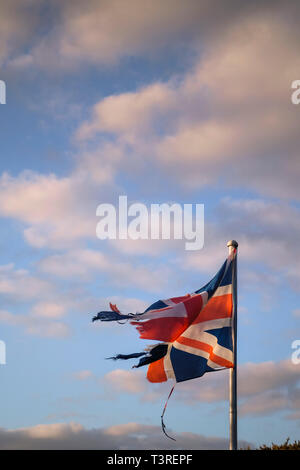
[132,317,188,342]
[195,294,232,323]
[176,336,233,368]
[147,358,167,383]
[169,294,191,304]
[131,294,204,342]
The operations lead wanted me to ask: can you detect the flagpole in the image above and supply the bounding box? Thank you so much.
[227,240,238,450]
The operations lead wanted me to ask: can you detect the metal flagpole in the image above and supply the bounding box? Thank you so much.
[227,240,238,450]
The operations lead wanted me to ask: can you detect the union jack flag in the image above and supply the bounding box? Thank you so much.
[92,249,235,384]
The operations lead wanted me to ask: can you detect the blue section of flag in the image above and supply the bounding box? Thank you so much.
[170,347,215,382]
[145,300,168,312]
[195,259,228,299]
[206,327,232,350]
[220,260,233,287]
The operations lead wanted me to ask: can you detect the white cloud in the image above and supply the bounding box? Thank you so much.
[0,171,92,247]
[0,309,70,338]
[38,248,171,293]
[0,262,76,338]
[104,369,146,394]
[75,9,300,200]
[6,0,293,76]
[0,421,252,449]
[0,0,40,65]
[72,370,94,381]
[31,301,67,319]
[12,0,252,69]
[0,263,53,301]
[102,359,300,419]
[239,391,288,417]
[0,147,116,248]
[181,197,300,293]
[76,83,175,141]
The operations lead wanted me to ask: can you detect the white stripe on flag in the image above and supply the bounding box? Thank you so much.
[207,358,227,369]
[187,317,232,332]
[139,303,186,320]
[213,284,232,297]
[139,292,207,321]
[164,343,175,379]
[173,331,233,363]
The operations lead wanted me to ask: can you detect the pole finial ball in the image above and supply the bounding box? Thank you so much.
[227,240,238,248]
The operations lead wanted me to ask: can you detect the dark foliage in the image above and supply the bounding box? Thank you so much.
[259,438,300,450]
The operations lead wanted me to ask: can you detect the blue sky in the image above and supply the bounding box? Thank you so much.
[0,0,299,450]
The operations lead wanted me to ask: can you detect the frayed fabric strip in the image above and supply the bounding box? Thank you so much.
[161,385,176,441]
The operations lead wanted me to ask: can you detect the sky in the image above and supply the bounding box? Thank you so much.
[0,0,300,450]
